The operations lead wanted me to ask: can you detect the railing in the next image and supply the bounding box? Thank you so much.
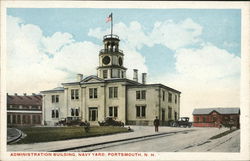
[100,49,123,53]
[103,34,119,40]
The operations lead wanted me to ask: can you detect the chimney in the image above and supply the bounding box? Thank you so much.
[142,73,147,84]
[14,93,18,96]
[24,93,27,96]
[133,69,138,82]
[76,74,83,82]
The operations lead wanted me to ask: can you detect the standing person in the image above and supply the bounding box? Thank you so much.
[154,116,160,132]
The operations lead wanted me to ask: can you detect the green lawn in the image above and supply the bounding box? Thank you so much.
[15,126,129,144]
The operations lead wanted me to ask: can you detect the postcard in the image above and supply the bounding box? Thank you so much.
[0,1,249,161]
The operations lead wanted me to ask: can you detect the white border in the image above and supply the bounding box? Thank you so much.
[1,1,249,161]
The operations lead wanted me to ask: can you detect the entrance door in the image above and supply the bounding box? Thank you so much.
[89,107,98,121]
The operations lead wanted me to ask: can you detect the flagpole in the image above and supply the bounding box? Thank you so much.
[111,13,113,37]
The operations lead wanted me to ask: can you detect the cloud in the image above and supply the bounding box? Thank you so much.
[41,32,75,55]
[89,21,152,50]
[6,16,99,94]
[175,43,240,82]
[6,16,148,94]
[150,18,203,50]
[89,19,203,51]
[153,43,240,119]
[6,14,240,120]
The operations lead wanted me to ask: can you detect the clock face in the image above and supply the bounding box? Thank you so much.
[102,56,110,65]
[119,57,123,66]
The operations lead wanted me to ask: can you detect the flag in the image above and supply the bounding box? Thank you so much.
[106,13,112,23]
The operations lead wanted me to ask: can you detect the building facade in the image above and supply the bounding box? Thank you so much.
[41,34,181,126]
[7,93,42,126]
[192,108,240,128]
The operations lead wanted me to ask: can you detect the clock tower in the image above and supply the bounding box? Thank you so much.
[97,34,127,79]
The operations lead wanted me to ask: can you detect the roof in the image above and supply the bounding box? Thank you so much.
[82,75,104,82]
[7,94,42,106]
[192,108,240,115]
[40,87,64,93]
[45,76,180,94]
[127,83,181,94]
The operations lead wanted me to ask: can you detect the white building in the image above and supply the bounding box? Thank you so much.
[41,34,181,126]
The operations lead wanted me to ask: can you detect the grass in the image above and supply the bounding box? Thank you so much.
[209,129,238,140]
[15,126,129,144]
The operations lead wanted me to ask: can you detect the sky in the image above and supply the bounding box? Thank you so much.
[6,8,241,118]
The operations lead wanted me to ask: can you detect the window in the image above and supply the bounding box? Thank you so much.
[52,95,55,103]
[213,117,217,122]
[12,115,16,124]
[136,91,140,99]
[224,116,229,121]
[89,88,98,99]
[22,106,29,109]
[71,108,79,117]
[141,90,146,99]
[71,90,74,99]
[31,106,39,109]
[75,109,79,116]
[7,115,11,124]
[71,108,75,116]
[32,115,37,124]
[52,95,59,103]
[203,117,206,123]
[27,115,31,124]
[168,93,172,103]
[52,109,59,118]
[175,95,177,104]
[103,70,108,79]
[168,107,172,119]
[56,95,59,102]
[32,115,41,124]
[196,117,200,122]
[37,115,41,124]
[22,115,26,124]
[89,107,98,121]
[121,71,124,78]
[162,91,165,101]
[52,110,55,118]
[118,70,120,78]
[109,87,118,98]
[71,89,79,100]
[56,110,59,118]
[17,115,21,124]
[109,106,118,117]
[162,109,165,121]
[12,105,18,109]
[174,111,178,121]
[114,87,118,98]
[136,90,146,100]
[136,105,146,118]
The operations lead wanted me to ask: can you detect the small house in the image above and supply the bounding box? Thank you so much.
[192,108,240,128]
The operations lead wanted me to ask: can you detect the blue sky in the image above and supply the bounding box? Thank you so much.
[7,8,241,77]
[6,8,241,117]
